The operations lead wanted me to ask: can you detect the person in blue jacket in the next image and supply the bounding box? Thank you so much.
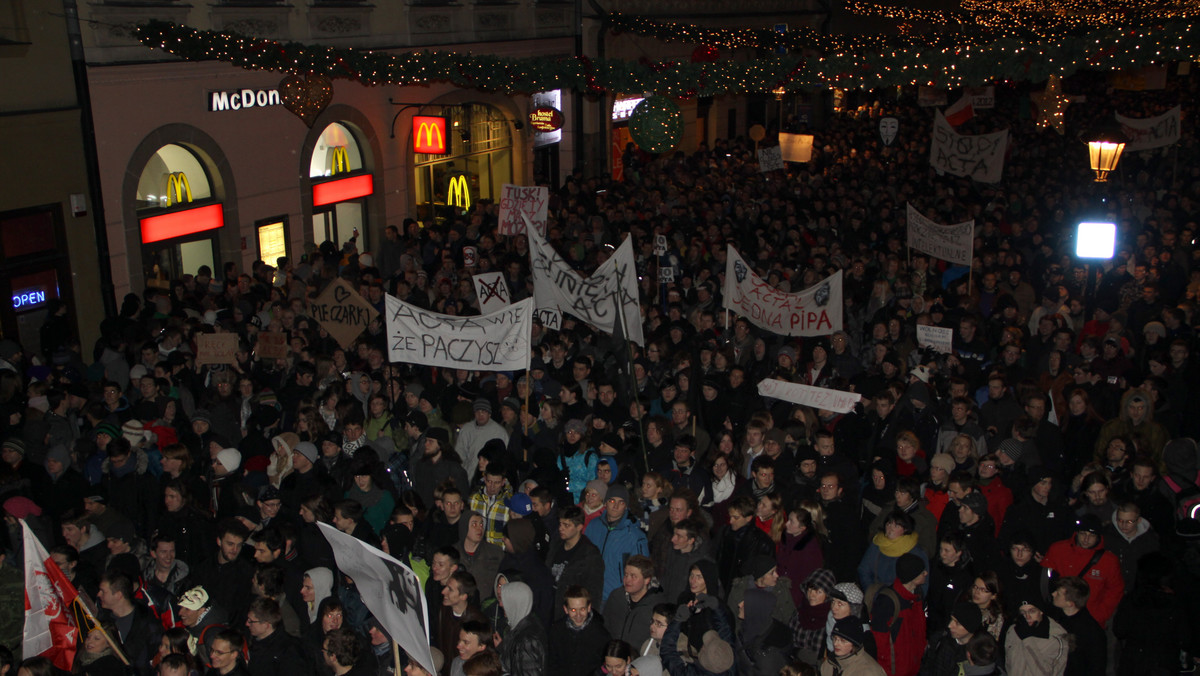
[584,483,648,603]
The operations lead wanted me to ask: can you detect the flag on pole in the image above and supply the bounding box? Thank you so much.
[944,95,975,127]
[23,519,86,670]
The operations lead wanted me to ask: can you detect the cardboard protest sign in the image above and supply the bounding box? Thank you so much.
[653,235,668,256]
[917,324,954,353]
[462,246,477,268]
[930,111,1007,183]
[778,133,814,162]
[1116,106,1181,151]
[472,272,512,315]
[497,184,549,236]
[318,523,434,676]
[758,146,785,172]
[386,295,532,372]
[528,224,644,345]
[195,333,239,366]
[906,203,975,267]
[757,379,862,414]
[309,278,379,348]
[256,332,289,360]
[723,245,842,337]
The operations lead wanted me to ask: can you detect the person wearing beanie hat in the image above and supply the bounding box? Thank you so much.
[1005,598,1069,676]
[822,616,884,676]
[407,422,471,512]
[726,554,795,630]
[584,478,648,603]
[868,551,928,676]
[1039,513,1124,626]
[925,600,985,676]
[454,394,507,480]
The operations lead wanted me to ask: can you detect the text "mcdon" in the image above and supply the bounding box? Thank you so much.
[209,89,283,112]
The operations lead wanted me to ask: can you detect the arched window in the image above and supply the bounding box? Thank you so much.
[309,123,364,178]
[414,103,513,224]
[136,144,214,210]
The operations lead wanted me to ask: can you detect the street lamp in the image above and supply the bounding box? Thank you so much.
[1076,220,1116,319]
[1085,124,1126,183]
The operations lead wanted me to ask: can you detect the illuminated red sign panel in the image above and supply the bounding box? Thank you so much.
[312,174,374,207]
[413,116,448,154]
[139,203,224,244]
[528,106,563,132]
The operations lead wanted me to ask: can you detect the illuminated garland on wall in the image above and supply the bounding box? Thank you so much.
[134,20,1200,93]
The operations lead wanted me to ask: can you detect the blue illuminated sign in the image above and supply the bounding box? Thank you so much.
[12,288,47,310]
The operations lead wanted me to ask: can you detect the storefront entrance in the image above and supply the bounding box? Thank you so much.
[414,103,512,225]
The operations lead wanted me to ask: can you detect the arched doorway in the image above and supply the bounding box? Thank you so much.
[309,121,373,253]
[136,143,223,287]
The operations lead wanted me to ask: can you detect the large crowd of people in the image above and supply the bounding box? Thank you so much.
[3,71,1200,676]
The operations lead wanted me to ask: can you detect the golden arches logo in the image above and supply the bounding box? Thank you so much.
[165,172,193,207]
[413,116,447,154]
[329,146,350,175]
[447,175,471,210]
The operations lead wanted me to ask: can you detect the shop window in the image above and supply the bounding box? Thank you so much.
[310,123,364,178]
[310,122,371,252]
[136,144,213,210]
[414,103,512,224]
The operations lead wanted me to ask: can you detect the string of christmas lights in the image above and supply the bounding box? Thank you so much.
[133,19,1200,93]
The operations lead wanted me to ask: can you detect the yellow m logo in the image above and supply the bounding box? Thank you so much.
[329,146,350,175]
[165,172,193,207]
[447,175,471,210]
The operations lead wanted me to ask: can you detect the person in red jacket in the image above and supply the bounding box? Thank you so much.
[975,454,1012,535]
[868,552,927,676]
[1040,514,1124,627]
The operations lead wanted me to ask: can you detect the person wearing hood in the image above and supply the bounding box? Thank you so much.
[498,519,554,626]
[1005,598,1068,676]
[546,585,611,676]
[820,617,885,676]
[100,436,159,539]
[1101,501,1159,588]
[735,587,791,676]
[603,555,665,651]
[266,432,299,489]
[300,567,333,628]
[37,443,86,519]
[497,581,546,676]
[1094,390,1169,466]
[1040,514,1124,627]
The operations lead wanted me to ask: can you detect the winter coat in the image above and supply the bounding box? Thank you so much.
[603,586,666,650]
[584,512,649,603]
[547,611,611,676]
[246,629,308,676]
[776,529,824,608]
[998,493,1075,555]
[557,444,598,503]
[1040,535,1124,626]
[868,580,925,676]
[1101,516,1159,587]
[714,523,775,594]
[819,648,887,676]
[1004,617,1068,676]
[736,618,792,676]
[660,606,736,676]
[857,533,927,594]
[727,576,796,627]
[1113,586,1191,676]
[546,536,605,618]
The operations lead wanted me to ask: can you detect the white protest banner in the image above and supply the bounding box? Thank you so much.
[778,133,814,162]
[930,111,1007,183]
[318,523,434,675]
[472,272,511,314]
[1116,106,1181,151]
[497,184,549,236]
[906,203,974,267]
[758,146,785,172]
[386,295,531,372]
[917,324,955,353]
[528,223,644,345]
[757,379,862,414]
[723,245,842,337]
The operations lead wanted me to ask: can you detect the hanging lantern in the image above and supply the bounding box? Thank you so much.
[1085,124,1126,183]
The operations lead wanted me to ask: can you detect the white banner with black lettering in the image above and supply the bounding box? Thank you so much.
[1116,106,1181,151]
[497,184,549,236]
[723,245,842,336]
[528,225,644,345]
[906,204,974,267]
[386,295,532,371]
[916,324,954,353]
[930,111,1007,183]
[757,379,862,414]
[472,272,512,315]
[317,523,434,675]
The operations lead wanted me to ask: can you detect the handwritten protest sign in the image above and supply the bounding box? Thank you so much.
[196,333,239,366]
[473,272,511,314]
[310,278,379,348]
[758,146,784,172]
[536,308,561,331]
[256,332,289,360]
[1116,106,1181,151]
[906,203,974,267]
[497,184,549,236]
[930,111,1007,183]
[757,379,862,414]
[723,245,842,337]
[917,325,955,353]
[653,235,668,256]
[386,295,531,371]
[528,224,644,345]
[778,133,814,163]
[318,523,434,676]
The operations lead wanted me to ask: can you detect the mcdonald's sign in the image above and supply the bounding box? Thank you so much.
[447,175,471,210]
[165,172,193,206]
[413,116,448,154]
[329,146,350,175]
